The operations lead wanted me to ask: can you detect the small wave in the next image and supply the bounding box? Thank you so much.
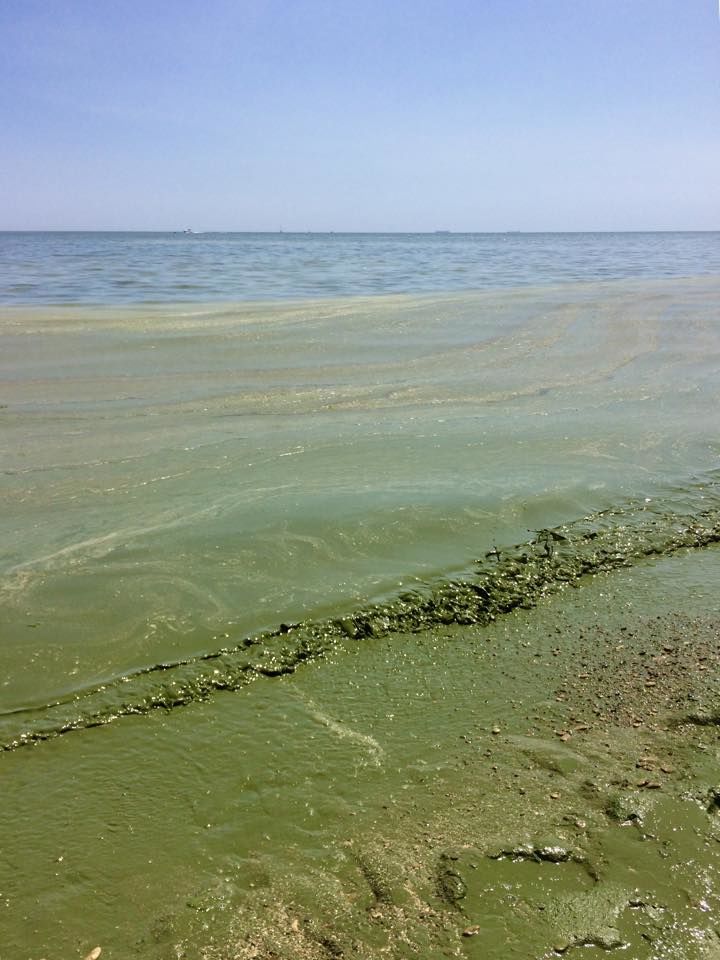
[2,477,720,752]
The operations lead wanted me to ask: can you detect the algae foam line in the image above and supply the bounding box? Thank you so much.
[3,474,720,753]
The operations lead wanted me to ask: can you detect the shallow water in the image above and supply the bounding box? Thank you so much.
[1,233,720,956]
[3,541,720,959]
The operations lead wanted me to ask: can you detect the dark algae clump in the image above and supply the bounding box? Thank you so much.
[3,477,720,752]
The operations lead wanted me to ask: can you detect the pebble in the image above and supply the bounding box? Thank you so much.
[462,925,481,937]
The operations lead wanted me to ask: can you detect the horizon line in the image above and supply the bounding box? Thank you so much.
[1,228,719,235]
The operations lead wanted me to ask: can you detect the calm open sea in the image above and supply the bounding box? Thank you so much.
[1,232,720,957]
[2,230,720,303]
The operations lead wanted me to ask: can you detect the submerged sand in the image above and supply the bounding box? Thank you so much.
[198,549,720,960]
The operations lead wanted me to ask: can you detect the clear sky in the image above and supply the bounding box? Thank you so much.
[1,0,718,231]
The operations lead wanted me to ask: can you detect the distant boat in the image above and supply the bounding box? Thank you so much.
[182,228,195,235]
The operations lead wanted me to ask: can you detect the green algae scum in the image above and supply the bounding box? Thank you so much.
[1,266,720,958]
[2,488,720,752]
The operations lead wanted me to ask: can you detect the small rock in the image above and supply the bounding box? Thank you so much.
[537,845,572,863]
[636,757,656,771]
[84,950,102,960]
[462,925,481,937]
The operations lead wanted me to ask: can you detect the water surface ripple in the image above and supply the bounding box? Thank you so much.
[2,230,719,303]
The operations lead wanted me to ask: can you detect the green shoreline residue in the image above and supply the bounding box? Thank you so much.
[2,483,720,752]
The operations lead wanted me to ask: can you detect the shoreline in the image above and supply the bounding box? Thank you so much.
[2,546,719,959]
[199,548,720,960]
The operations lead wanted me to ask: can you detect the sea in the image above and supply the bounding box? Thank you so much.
[1,231,720,958]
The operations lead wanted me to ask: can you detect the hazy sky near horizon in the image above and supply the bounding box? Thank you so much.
[2,0,718,231]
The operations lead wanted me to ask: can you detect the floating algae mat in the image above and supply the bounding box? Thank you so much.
[2,484,720,751]
[2,273,720,957]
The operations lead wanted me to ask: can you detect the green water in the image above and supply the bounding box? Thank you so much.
[3,278,719,701]
[3,546,720,959]
[2,276,720,957]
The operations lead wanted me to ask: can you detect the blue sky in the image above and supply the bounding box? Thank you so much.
[1,0,718,231]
